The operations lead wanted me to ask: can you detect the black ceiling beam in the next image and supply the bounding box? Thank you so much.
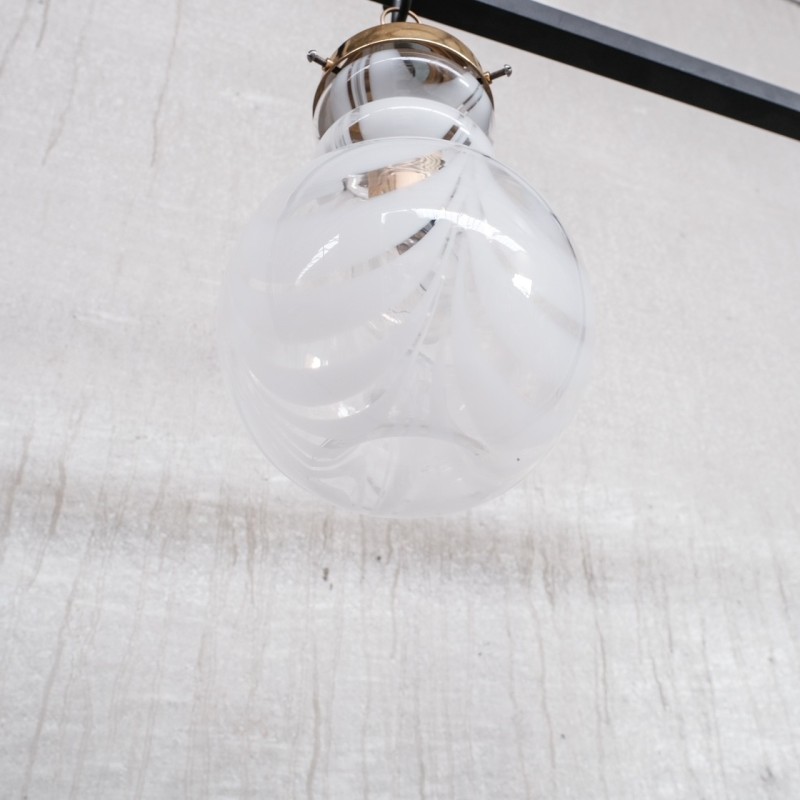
[371,0,800,141]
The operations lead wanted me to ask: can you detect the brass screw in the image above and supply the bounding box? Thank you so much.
[307,50,334,70]
[484,65,513,83]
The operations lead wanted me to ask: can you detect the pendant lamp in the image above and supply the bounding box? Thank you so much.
[218,6,592,516]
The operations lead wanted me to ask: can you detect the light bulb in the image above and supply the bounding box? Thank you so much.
[219,16,592,517]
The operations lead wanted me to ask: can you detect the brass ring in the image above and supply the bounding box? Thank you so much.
[311,19,493,113]
[380,7,421,24]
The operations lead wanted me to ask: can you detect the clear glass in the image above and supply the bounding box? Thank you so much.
[219,124,592,516]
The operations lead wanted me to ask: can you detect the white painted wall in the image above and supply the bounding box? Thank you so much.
[1,0,799,797]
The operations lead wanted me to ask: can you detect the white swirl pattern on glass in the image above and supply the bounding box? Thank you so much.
[220,127,591,516]
[314,48,494,139]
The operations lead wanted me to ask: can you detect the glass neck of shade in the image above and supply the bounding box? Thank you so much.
[313,42,496,157]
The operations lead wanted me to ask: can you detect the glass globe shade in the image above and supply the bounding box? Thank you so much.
[219,42,591,517]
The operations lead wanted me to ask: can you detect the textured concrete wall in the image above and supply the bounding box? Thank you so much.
[1,0,799,797]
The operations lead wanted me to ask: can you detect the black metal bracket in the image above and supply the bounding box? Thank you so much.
[372,0,800,141]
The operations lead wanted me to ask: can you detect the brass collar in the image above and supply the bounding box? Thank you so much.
[312,21,492,113]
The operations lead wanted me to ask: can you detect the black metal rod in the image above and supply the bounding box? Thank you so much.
[391,0,412,22]
[374,0,800,141]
